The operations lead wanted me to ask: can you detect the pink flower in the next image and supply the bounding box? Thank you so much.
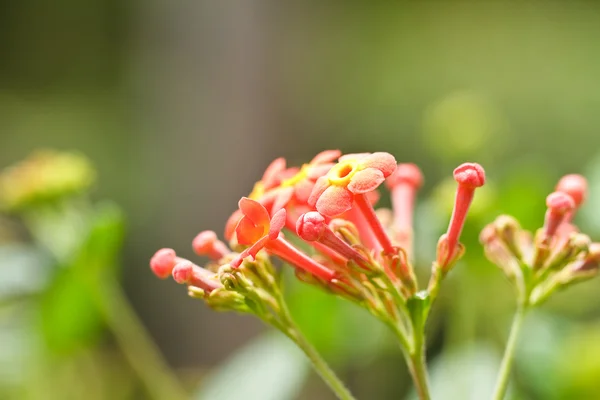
[308,152,397,217]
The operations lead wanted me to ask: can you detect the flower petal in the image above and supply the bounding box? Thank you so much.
[310,149,342,164]
[272,187,294,213]
[339,153,369,163]
[236,216,263,245]
[294,179,315,203]
[315,185,354,217]
[307,163,334,180]
[262,157,286,189]
[308,176,330,207]
[269,209,287,239]
[347,168,385,194]
[360,152,397,177]
[224,209,243,240]
[239,197,270,227]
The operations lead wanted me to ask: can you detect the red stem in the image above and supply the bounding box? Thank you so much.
[266,237,336,281]
[445,187,474,261]
[391,184,416,255]
[354,193,395,254]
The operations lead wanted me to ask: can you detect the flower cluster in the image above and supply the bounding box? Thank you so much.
[481,174,598,305]
[150,150,486,400]
[150,149,485,333]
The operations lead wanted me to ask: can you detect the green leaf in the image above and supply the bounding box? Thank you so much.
[39,201,125,354]
[39,267,103,353]
[195,332,310,400]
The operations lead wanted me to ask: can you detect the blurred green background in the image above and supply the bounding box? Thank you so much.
[2,1,600,399]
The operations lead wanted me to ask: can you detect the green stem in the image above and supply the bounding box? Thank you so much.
[406,345,431,400]
[274,291,356,400]
[406,322,431,400]
[405,293,432,400]
[286,327,356,400]
[92,275,188,400]
[491,306,527,400]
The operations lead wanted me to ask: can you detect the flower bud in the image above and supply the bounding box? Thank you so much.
[296,212,326,242]
[150,248,178,279]
[494,215,523,259]
[192,230,230,260]
[556,174,587,208]
[543,192,575,241]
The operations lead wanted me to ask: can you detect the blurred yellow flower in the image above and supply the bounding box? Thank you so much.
[0,150,95,211]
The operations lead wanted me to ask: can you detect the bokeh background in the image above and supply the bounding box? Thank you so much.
[2,1,600,399]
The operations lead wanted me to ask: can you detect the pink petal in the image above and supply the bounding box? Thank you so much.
[269,209,287,239]
[315,186,354,217]
[307,163,334,180]
[262,157,286,189]
[236,216,263,245]
[272,187,294,213]
[308,176,330,207]
[360,152,397,177]
[311,149,342,164]
[238,197,270,227]
[294,179,314,203]
[224,209,243,240]
[347,168,385,194]
[339,153,369,163]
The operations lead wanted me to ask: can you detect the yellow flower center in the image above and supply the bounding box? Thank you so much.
[328,161,359,186]
[249,181,265,200]
[282,164,309,188]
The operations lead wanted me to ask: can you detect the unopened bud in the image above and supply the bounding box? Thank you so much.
[296,212,326,241]
[192,230,230,260]
[436,234,466,272]
[494,215,523,259]
[329,218,360,245]
[556,174,587,208]
[543,192,575,240]
[574,243,600,273]
[150,248,178,279]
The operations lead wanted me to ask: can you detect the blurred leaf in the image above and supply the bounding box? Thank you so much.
[39,201,124,353]
[24,200,92,265]
[0,244,52,302]
[195,332,310,400]
[411,344,500,400]
[40,267,103,353]
[74,201,125,275]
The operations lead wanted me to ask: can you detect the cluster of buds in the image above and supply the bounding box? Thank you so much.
[150,150,486,338]
[480,174,598,306]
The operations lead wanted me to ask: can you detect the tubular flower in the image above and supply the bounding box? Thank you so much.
[439,162,486,268]
[386,163,424,257]
[308,152,397,217]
